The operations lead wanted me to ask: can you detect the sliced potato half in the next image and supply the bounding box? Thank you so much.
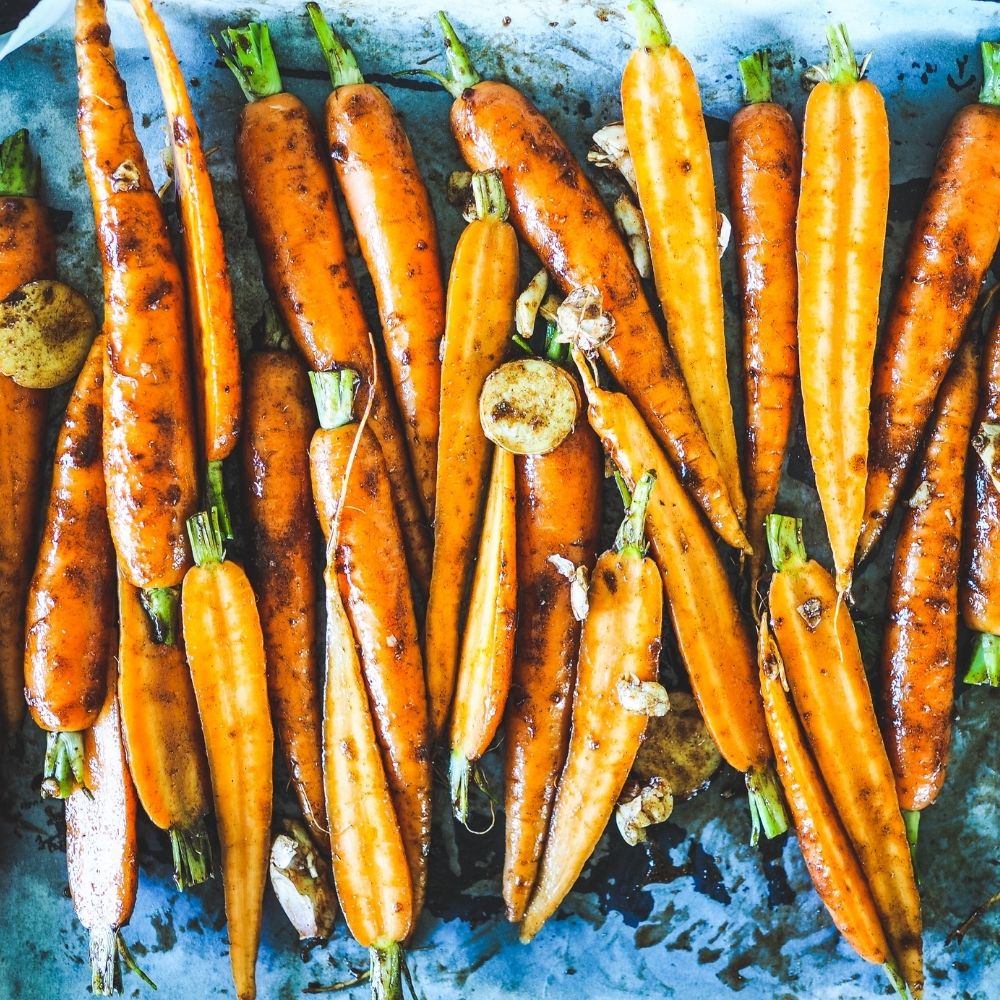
[479,357,579,456]
[0,279,98,388]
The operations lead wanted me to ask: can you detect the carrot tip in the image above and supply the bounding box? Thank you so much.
[0,128,40,198]
[206,459,234,542]
[41,731,87,800]
[965,632,1000,686]
[90,928,157,997]
[370,942,404,1000]
[140,585,182,645]
[170,819,214,890]
[746,764,789,845]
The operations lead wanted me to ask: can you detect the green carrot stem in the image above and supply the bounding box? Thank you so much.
[544,320,568,363]
[41,731,87,800]
[449,749,471,826]
[0,129,40,198]
[434,11,482,98]
[310,369,359,430]
[212,21,283,103]
[512,333,533,354]
[205,459,233,542]
[613,470,632,509]
[981,42,1000,105]
[766,514,807,573]
[170,819,214,890]
[370,942,403,1000]
[470,170,508,221]
[140,585,181,645]
[965,632,1000,686]
[746,763,790,845]
[738,50,773,104]
[615,470,655,556]
[254,300,291,351]
[902,808,920,878]
[627,0,671,49]
[90,928,156,997]
[825,23,861,84]
[306,2,364,88]
[186,510,226,567]
[884,960,907,1000]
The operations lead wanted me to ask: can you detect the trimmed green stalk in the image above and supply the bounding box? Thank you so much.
[902,808,920,874]
[212,21,283,103]
[140,585,181,646]
[965,632,1000,686]
[370,941,403,1000]
[254,300,291,352]
[187,509,226,567]
[746,764,790,845]
[738,50,773,105]
[41,731,87,799]
[884,960,907,1000]
[309,369,359,431]
[206,459,233,542]
[980,41,1000,105]
[90,928,156,997]
[824,23,861,84]
[449,748,471,825]
[470,170,508,222]
[627,0,671,49]
[766,513,807,572]
[434,12,482,97]
[0,128,40,198]
[306,2,364,88]
[615,470,655,556]
[543,320,569,364]
[170,819,214,890]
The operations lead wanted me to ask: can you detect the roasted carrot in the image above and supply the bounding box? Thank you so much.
[76,0,198,643]
[758,618,898,978]
[130,0,242,536]
[309,370,413,999]
[241,308,326,845]
[504,399,603,922]
[449,444,517,823]
[796,25,889,593]
[309,4,444,519]
[426,170,518,737]
[964,305,1000,687]
[568,335,787,841]
[767,515,923,997]
[520,472,664,941]
[117,569,213,889]
[728,51,801,597]
[622,0,744,524]
[182,512,273,1000]
[883,342,977,831]
[427,14,748,553]
[214,21,431,589]
[0,128,51,733]
[24,334,115,797]
[862,43,1000,562]
[310,368,431,926]
[65,648,152,996]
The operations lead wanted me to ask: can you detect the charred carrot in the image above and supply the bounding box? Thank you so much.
[0,128,51,733]
[310,371,413,998]
[65,649,152,996]
[182,512,273,1000]
[241,308,325,845]
[214,21,431,589]
[796,25,889,593]
[427,14,748,553]
[728,51,801,597]
[882,340,977,859]
[130,0,242,536]
[758,618,899,979]
[862,43,1000,561]
[426,170,518,737]
[117,570,213,888]
[310,368,431,925]
[449,444,517,824]
[622,0,745,523]
[308,4,444,519]
[504,389,603,922]
[520,472,664,941]
[24,335,115,797]
[767,515,923,997]
[964,305,1000,687]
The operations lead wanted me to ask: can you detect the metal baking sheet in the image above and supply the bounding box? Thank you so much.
[0,1,998,997]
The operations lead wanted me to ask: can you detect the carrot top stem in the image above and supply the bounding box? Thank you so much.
[902,808,920,870]
[738,51,773,104]
[765,514,807,572]
[206,459,234,542]
[965,632,1000,686]
[449,749,472,824]
[0,128,40,197]
[613,470,633,509]
[306,2,364,88]
[433,11,482,98]
[627,0,671,49]
[470,170,509,222]
[370,942,403,1000]
[41,731,87,800]
[170,819,214,891]
[309,369,359,431]
[543,321,568,364]
[186,510,225,567]
[884,961,907,1000]
[90,929,156,997]
[824,23,861,84]
[213,21,283,103]
[980,42,1000,105]
[614,469,655,557]
[254,301,292,352]
[140,586,181,646]
[746,764,790,845]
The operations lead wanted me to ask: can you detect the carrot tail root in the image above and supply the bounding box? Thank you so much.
[966,633,1000,686]
[140,585,181,646]
[170,819,214,890]
[205,459,234,542]
[41,731,87,800]
[371,942,405,1000]
[89,929,156,997]
[746,763,790,845]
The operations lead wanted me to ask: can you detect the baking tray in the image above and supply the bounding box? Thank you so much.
[0,1,998,997]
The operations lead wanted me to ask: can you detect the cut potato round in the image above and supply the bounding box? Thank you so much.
[479,357,579,455]
[0,279,98,389]
[631,690,722,800]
